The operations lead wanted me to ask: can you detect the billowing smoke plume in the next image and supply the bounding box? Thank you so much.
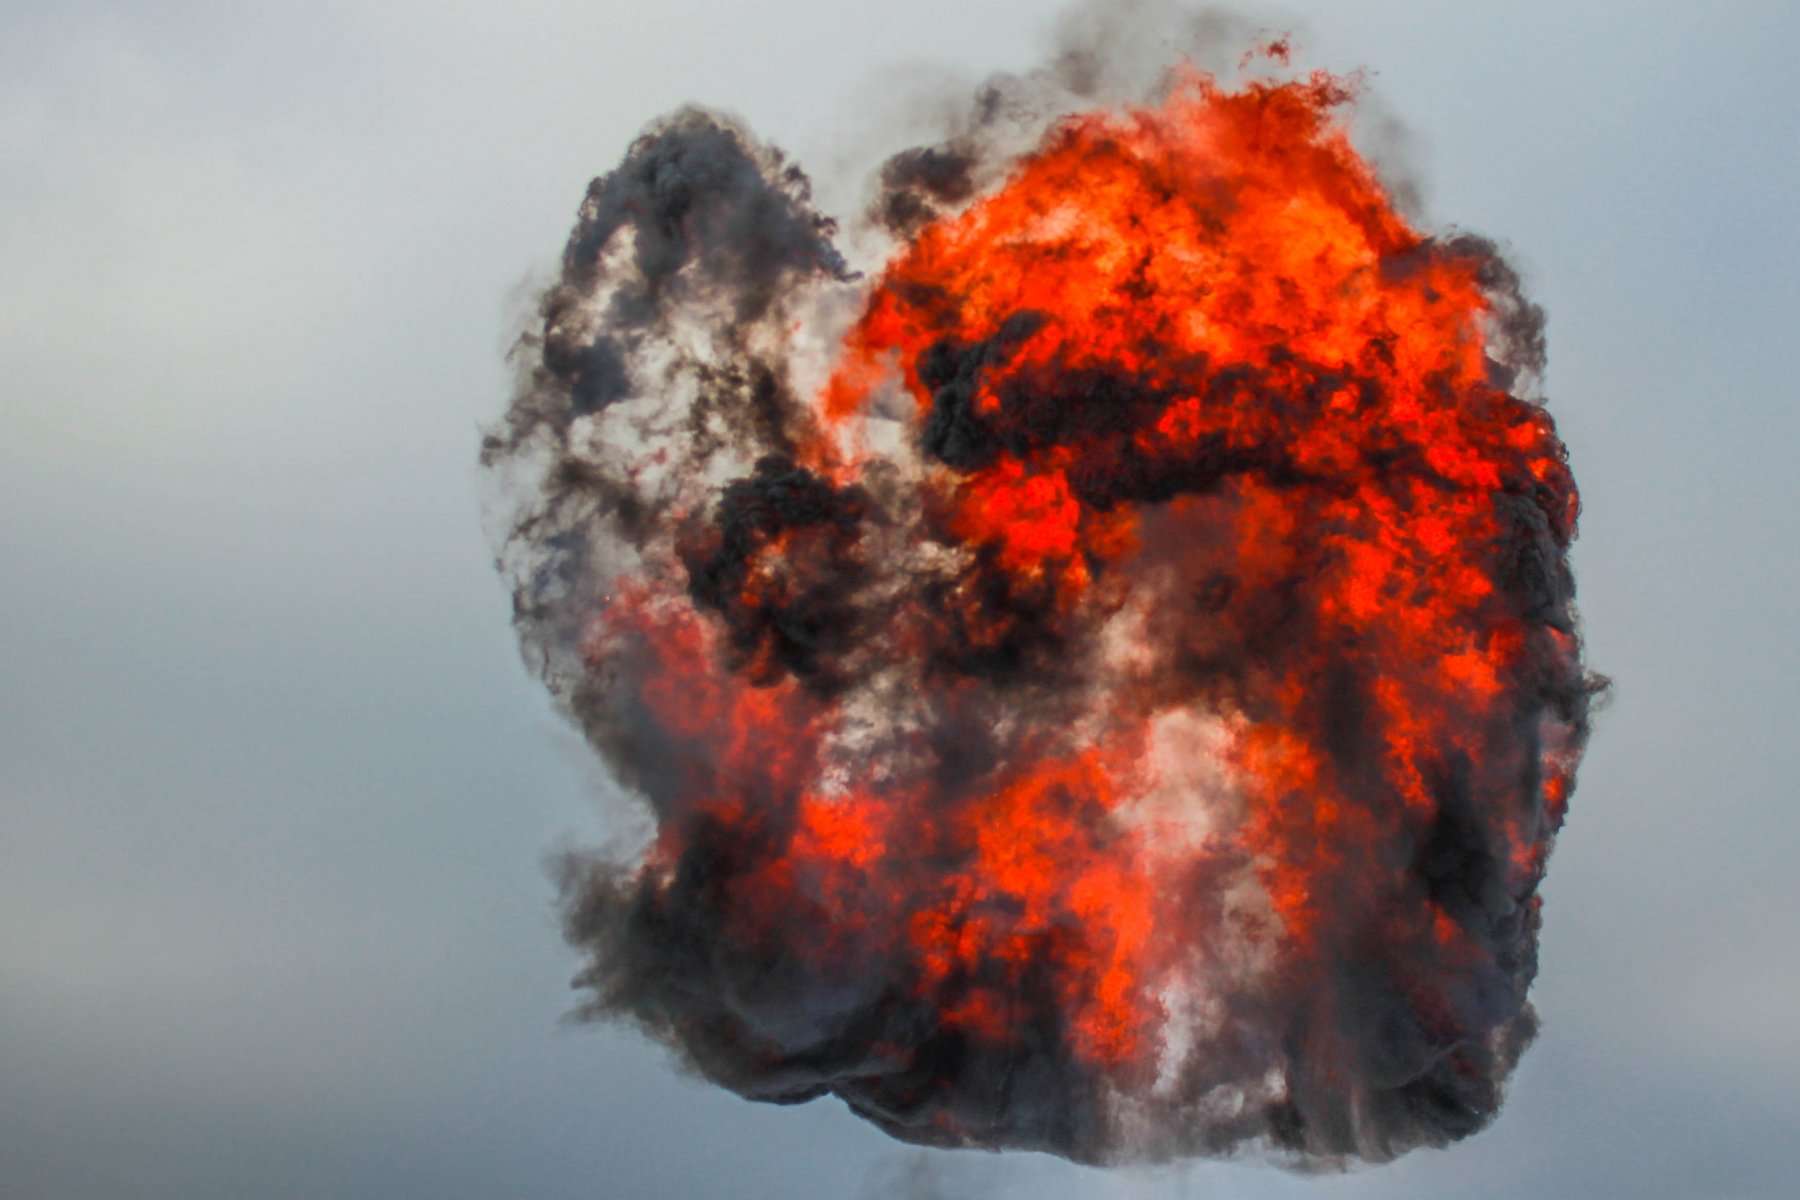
[483,7,1603,1169]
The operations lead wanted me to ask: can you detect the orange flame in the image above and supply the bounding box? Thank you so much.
[525,64,1598,1164]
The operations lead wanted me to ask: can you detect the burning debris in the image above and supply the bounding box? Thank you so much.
[483,14,1603,1168]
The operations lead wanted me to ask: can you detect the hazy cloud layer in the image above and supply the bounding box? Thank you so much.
[3,1,1797,1198]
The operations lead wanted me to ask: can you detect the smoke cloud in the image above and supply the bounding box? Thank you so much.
[483,4,1604,1168]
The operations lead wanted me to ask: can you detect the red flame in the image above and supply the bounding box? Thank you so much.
[506,62,1598,1165]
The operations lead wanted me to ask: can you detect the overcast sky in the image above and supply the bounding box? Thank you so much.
[3,2,1797,1198]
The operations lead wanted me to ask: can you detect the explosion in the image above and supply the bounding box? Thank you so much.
[483,23,1601,1168]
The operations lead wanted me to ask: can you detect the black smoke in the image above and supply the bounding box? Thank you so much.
[482,5,1604,1171]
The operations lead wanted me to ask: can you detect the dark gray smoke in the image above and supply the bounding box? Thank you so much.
[483,3,1604,1171]
[482,107,853,746]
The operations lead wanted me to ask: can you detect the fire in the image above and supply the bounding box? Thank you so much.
[488,48,1601,1167]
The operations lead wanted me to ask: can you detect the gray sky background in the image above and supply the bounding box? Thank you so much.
[3,1,1796,1197]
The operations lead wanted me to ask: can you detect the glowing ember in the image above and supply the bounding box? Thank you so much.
[484,38,1602,1167]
